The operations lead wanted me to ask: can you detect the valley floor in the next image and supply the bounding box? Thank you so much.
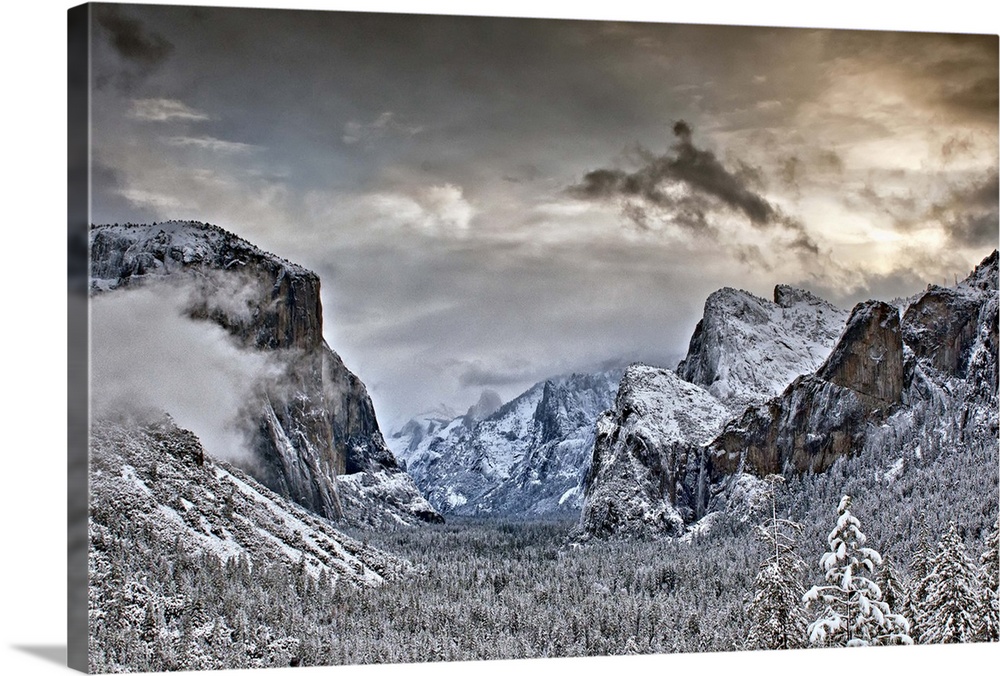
[332,516,755,664]
[89,432,999,672]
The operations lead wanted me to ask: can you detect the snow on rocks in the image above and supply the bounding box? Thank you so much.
[576,364,730,540]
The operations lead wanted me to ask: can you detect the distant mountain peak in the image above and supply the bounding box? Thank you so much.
[464,389,504,425]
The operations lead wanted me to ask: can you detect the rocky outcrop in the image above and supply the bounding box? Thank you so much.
[576,365,729,539]
[706,253,997,504]
[578,250,998,539]
[90,221,440,526]
[390,370,621,516]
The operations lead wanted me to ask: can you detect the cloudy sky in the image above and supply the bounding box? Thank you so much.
[87,1,998,429]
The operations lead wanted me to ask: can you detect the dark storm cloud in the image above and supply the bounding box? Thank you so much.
[571,121,776,224]
[93,5,175,92]
[569,120,819,254]
[96,5,174,66]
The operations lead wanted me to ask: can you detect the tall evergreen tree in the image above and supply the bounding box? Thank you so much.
[921,522,983,643]
[803,495,911,647]
[876,554,906,617]
[903,524,935,642]
[977,519,999,642]
[745,475,808,651]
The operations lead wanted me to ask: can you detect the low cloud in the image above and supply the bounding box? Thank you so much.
[455,358,543,389]
[91,281,285,466]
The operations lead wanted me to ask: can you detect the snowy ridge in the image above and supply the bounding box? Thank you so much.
[90,416,409,585]
[390,370,621,516]
[677,284,848,413]
[90,220,312,288]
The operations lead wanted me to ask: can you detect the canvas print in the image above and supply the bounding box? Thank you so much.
[68,2,999,673]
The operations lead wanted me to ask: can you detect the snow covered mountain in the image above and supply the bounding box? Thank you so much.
[388,370,622,516]
[89,221,439,527]
[90,415,408,584]
[578,253,999,539]
[707,252,997,498]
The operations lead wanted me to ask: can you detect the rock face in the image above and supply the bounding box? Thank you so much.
[818,300,904,408]
[577,365,729,539]
[707,299,906,481]
[676,284,848,413]
[389,371,621,516]
[579,251,999,539]
[89,221,440,526]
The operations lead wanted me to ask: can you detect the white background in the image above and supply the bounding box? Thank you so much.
[2,1,998,675]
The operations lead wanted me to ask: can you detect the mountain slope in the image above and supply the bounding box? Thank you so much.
[89,220,439,527]
[88,415,411,672]
[389,371,621,516]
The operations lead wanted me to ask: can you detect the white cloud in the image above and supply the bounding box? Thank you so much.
[364,183,475,234]
[164,136,262,153]
[129,98,210,122]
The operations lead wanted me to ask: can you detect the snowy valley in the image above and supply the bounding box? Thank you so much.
[86,222,999,671]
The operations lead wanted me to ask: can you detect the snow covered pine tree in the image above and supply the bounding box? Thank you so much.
[920,522,983,643]
[745,475,808,650]
[803,495,911,647]
[903,524,935,641]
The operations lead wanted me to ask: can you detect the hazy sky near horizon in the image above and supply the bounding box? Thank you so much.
[88,2,999,428]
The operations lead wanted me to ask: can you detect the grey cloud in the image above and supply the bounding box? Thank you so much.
[569,121,819,254]
[940,135,975,163]
[930,174,999,248]
[342,111,424,147]
[90,159,159,225]
[832,31,998,126]
[456,359,542,388]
